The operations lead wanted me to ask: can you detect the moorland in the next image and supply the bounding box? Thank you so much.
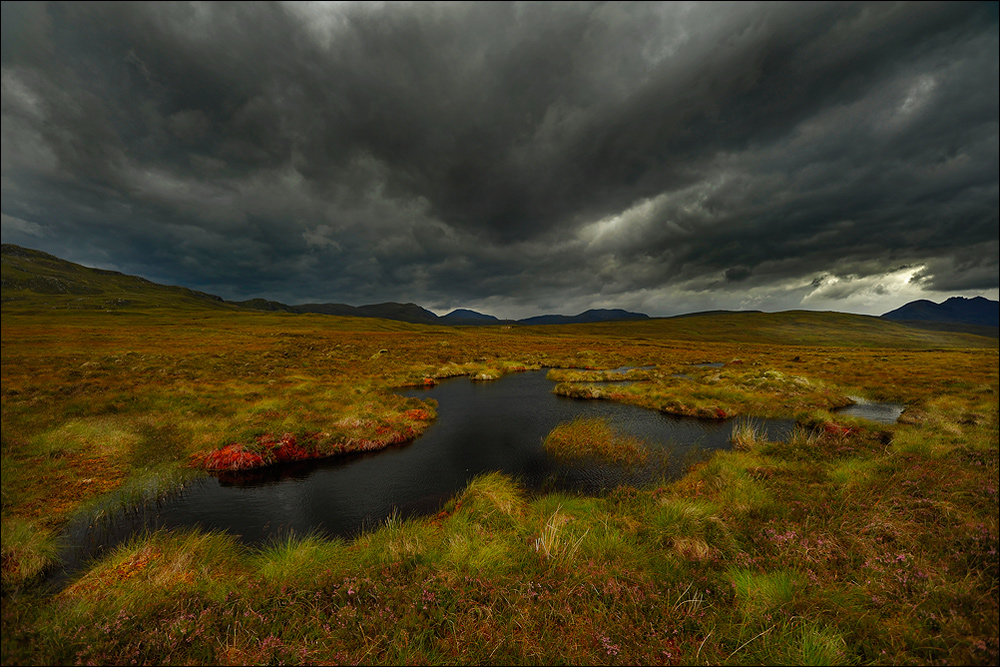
[2,244,997,665]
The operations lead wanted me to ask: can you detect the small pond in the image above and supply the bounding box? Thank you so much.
[835,398,905,424]
[52,370,794,582]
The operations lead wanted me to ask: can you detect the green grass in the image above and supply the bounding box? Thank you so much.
[0,518,60,591]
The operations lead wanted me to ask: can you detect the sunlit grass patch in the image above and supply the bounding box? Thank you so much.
[725,620,853,666]
[691,451,778,517]
[575,513,642,566]
[253,532,350,583]
[728,568,800,617]
[543,417,650,465]
[441,530,516,574]
[650,497,732,559]
[828,457,879,488]
[731,417,766,450]
[797,622,852,666]
[32,416,141,459]
[62,528,245,603]
[1,517,59,589]
[358,512,439,567]
[455,472,527,532]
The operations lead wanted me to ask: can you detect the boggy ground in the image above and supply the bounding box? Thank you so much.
[1,309,997,664]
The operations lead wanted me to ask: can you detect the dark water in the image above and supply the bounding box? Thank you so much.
[835,399,905,424]
[52,370,794,581]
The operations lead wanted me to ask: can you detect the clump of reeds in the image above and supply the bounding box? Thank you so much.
[533,506,588,564]
[543,417,650,465]
[731,418,766,450]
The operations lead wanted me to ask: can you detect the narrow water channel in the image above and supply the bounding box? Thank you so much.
[53,370,794,581]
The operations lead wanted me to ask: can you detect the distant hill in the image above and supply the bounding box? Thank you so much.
[351,302,441,325]
[518,308,650,325]
[882,296,998,327]
[882,296,998,338]
[234,299,440,324]
[3,244,651,326]
[440,309,501,325]
[1,243,235,312]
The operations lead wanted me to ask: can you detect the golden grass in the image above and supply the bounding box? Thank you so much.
[543,417,651,465]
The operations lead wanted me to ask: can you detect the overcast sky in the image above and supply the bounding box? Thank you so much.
[2,2,997,318]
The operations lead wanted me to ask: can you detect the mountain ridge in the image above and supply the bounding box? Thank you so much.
[881,296,998,332]
[1,244,651,325]
[5,244,996,335]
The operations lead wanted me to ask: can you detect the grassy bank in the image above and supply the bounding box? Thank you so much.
[2,308,997,664]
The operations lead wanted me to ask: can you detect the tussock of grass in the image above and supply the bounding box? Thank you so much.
[788,423,822,446]
[253,532,350,583]
[650,497,732,557]
[543,417,650,465]
[532,507,588,565]
[441,531,515,574]
[798,623,852,666]
[828,457,879,488]
[62,529,246,604]
[728,568,800,617]
[1,518,59,590]
[358,512,439,568]
[456,472,526,529]
[731,417,766,450]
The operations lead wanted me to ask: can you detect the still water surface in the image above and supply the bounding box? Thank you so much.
[56,370,795,578]
[835,398,906,424]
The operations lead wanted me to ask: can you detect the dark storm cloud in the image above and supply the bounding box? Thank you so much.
[2,1,997,316]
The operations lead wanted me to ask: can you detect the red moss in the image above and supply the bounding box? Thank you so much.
[195,414,433,472]
[823,422,854,436]
[197,444,266,471]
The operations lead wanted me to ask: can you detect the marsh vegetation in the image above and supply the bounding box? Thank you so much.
[2,307,997,665]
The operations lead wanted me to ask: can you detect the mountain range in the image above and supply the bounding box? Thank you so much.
[1,244,648,325]
[3,244,996,335]
[229,297,649,326]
